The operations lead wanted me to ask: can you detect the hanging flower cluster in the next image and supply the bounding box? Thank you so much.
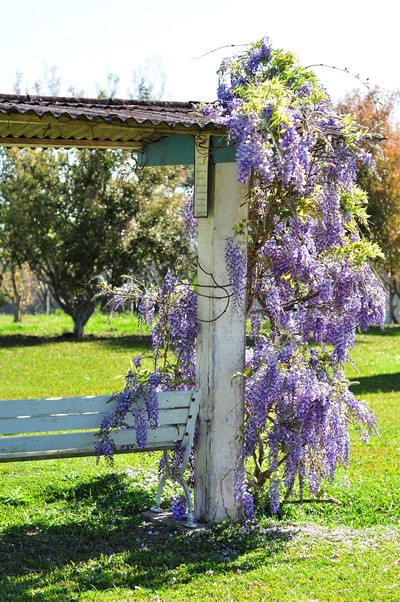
[95,272,197,458]
[202,37,386,512]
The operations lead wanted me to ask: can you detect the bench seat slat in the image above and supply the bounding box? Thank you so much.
[0,390,194,420]
[0,425,186,461]
[0,407,191,436]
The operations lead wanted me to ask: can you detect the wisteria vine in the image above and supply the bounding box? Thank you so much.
[96,37,386,519]
[202,37,385,514]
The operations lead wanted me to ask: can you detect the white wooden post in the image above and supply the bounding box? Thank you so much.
[194,161,248,523]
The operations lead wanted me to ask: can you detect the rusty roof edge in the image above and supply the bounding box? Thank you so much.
[0,93,223,124]
[0,107,224,134]
[0,93,228,148]
[0,93,207,110]
[0,108,224,138]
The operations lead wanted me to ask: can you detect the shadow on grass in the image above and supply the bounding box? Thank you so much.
[356,325,400,338]
[44,471,156,516]
[349,372,400,395]
[0,333,152,350]
[0,473,294,600]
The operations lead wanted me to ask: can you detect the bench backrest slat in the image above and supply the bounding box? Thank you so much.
[0,395,112,419]
[0,390,195,421]
[0,407,192,436]
[0,425,187,462]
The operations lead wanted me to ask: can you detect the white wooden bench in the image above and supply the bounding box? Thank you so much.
[0,390,200,527]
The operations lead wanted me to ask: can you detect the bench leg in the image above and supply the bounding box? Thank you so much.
[150,450,197,528]
[150,471,168,514]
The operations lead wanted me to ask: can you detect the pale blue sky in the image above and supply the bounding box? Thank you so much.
[1,0,398,102]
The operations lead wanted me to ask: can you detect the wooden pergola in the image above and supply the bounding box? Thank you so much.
[0,93,248,523]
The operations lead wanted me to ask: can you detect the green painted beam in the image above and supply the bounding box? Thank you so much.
[211,136,236,163]
[138,134,236,166]
[140,134,194,166]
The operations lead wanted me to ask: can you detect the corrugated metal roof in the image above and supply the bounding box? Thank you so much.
[0,94,223,150]
[0,94,218,128]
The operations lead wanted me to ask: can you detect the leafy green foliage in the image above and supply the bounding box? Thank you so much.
[0,147,191,336]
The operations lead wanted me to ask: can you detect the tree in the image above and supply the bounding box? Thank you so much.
[337,88,400,322]
[0,260,37,322]
[1,63,191,334]
[0,147,191,337]
[0,172,40,322]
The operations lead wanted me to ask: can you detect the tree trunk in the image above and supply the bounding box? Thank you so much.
[46,289,51,315]
[71,303,95,338]
[391,292,400,324]
[10,265,21,323]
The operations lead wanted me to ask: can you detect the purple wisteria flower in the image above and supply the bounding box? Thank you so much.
[242,491,255,520]
[96,270,198,469]
[171,495,187,521]
[184,187,197,240]
[225,237,247,310]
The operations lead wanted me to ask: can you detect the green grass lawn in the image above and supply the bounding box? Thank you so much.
[0,311,152,398]
[0,314,398,601]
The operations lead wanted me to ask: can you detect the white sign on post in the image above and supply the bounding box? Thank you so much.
[194,133,210,218]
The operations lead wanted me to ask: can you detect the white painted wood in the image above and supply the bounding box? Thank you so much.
[195,162,248,522]
[152,390,197,410]
[1,414,106,435]
[194,133,210,217]
[0,395,112,419]
[0,407,190,436]
[0,425,187,461]
[179,390,200,450]
[0,390,194,420]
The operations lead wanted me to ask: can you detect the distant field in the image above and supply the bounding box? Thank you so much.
[0,314,398,601]
[0,310,152,398]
